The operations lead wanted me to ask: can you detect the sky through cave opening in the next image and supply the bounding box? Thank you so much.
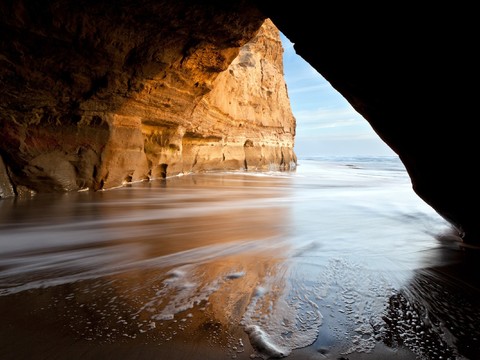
[280,33,397,159]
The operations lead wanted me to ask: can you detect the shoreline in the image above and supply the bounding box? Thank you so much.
[1,162,479,360]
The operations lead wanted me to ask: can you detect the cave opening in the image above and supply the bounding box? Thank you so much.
[279,32,396,159]
[160,163,168,179]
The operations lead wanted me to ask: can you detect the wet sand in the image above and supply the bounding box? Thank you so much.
[1,238,479,360]
[1,159,479,359]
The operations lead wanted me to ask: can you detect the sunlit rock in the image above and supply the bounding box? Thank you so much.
[0,1,295,194]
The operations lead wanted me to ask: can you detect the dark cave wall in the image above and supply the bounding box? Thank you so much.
[257,2,478,243]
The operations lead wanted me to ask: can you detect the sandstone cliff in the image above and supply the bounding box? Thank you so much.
[188,19,296,173]
[0,1,295,196]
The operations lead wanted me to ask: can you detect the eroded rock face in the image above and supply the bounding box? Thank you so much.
[0,0,294,195]
[188,18,296,172]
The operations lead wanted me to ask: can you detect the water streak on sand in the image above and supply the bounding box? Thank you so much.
[1,156,479,360]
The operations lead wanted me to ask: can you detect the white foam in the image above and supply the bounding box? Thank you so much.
[131,263,223,323]
[254,286,267,297]
[241,267,323,359]
[244,325,287,359]
[225,271,246,280]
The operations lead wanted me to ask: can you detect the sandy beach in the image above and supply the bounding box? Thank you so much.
[1,157,479,359]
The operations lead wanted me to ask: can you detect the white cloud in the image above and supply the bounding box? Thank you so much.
[295,107,364,126]
[287,83,329,95]
[296,131,380,141]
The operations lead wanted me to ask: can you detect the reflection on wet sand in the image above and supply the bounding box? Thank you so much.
[0,249,289,360]
[380,235,480,360]
[0,174,296,359]
[1,169,480,359]
[285,233,480,360]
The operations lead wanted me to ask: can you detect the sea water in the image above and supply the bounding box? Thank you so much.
[0,156,479,359]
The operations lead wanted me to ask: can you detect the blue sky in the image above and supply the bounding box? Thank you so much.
[280,33,396,158]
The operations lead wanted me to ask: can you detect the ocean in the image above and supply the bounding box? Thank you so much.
[0,156,479,359]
